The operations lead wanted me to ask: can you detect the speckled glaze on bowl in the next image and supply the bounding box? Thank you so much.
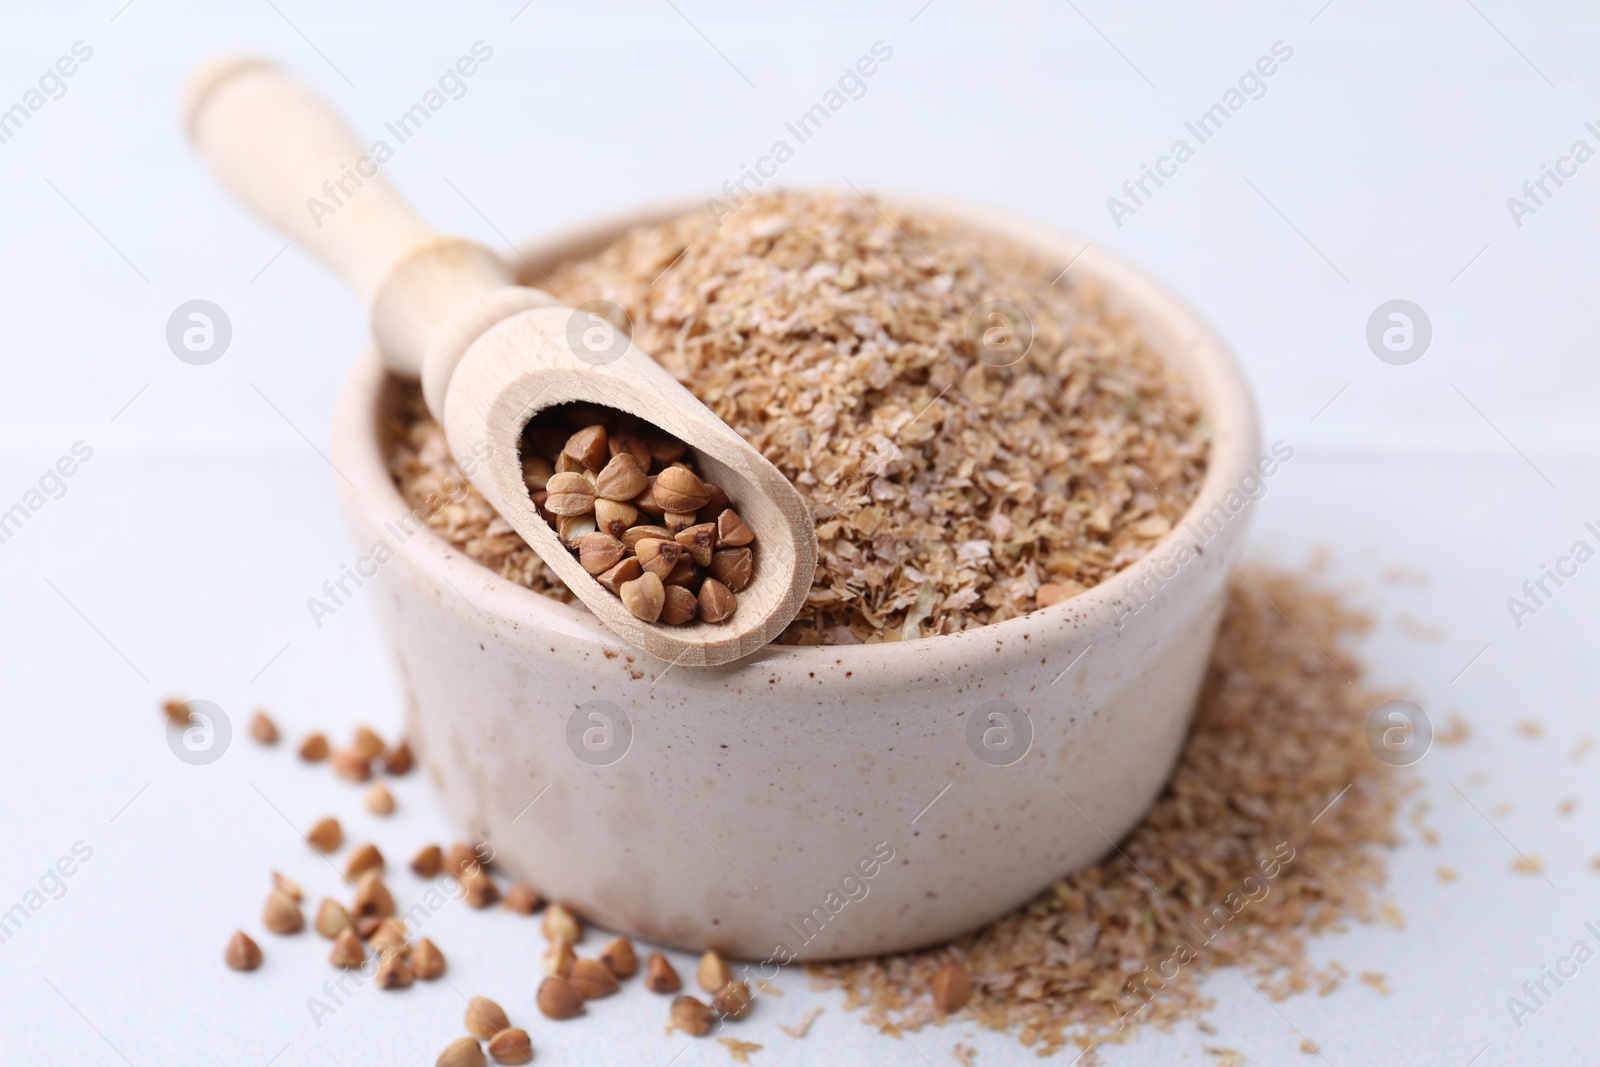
[329,193,1261,961]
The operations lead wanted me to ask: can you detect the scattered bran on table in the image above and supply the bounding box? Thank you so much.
[388,189,1206,644]
[807,567,1402,1057]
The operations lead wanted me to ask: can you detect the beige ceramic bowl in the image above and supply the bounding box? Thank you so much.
[329,193,1260,961]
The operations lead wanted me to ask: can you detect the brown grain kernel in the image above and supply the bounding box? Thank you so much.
[272,871,302,901]
[619,572,665,622]
[329,928,365,968]
[224,930,262,971]
[542,902,582,943]
[307,816,342,852]
[634,537,681,580]
[669,995,715,1037]
[411,937,446,979]
[599,937,638,978]
[315,898,351,939]
[553,451,584,475]
[353,914,383,939]
[577,533,626,575]
[537,976,584,1019]
[591,559,640,597]
[331,747,372,782]
[645,952,682,992]
[675,523,717,566]
[654,465,710,513]
[697,483,730,524]
[664,557,697,587]
[352,725,386,759]
[486,1028,533,1065]
[368,917,408,958]
[698,579,737,624]
[436,1037,486,1067]
[594,498,639,538]
[410,844,443,878]
[698,951,732,993]
[162,698,192,726]
[345,843,384,880]
[263,890,303,935]
[660,585,699,626]
[503,884,541,915]
[715,509,753,548]
[570,957,621,999]
[374,953,412,989]
[299,732,330,762]
[930,961,971,1013]
[644,435,687,467]
[564,425,609,471]
[384,739,414,775]
[633,476,664,516]
[709,548,753,592]
[544,472,596,517]
[447,841,487,877]
[608,432,651,469]
[462,868,499,908]
[364,783,396,815]
[465,995,511,1040]
[713,980,753,1020]
[663,510,696,535]
[543,937,576,977]
[250,710,279,744]
[521,453,553,491]
[556,513,597,545]
[352,870,396,918]
[595,453,648,501]
[621,524,673,549]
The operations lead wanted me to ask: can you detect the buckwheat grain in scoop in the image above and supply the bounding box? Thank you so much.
[515,411,760,627]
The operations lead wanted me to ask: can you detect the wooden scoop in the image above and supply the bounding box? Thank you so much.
[184,57,817,667]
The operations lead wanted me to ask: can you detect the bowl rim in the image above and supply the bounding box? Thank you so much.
[332,190,1261,673]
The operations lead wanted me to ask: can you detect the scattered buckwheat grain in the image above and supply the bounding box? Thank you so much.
[250,710,278,744]
[364,783,395,815]
[224,930,261,971]
[306,816,342,853]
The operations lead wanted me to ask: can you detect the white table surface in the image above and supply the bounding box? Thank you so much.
[2,3,1597,1064]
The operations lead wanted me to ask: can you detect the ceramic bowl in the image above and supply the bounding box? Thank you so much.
[328,193,1260,961]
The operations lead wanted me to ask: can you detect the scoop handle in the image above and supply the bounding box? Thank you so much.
[184,56,516,377]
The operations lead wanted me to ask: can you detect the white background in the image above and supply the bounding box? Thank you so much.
[1,2,1598,1064]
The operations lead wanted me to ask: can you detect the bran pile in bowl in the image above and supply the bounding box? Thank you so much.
[388,190,1209,643]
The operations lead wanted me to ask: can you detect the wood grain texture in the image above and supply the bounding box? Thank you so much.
[185,56,817,665]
